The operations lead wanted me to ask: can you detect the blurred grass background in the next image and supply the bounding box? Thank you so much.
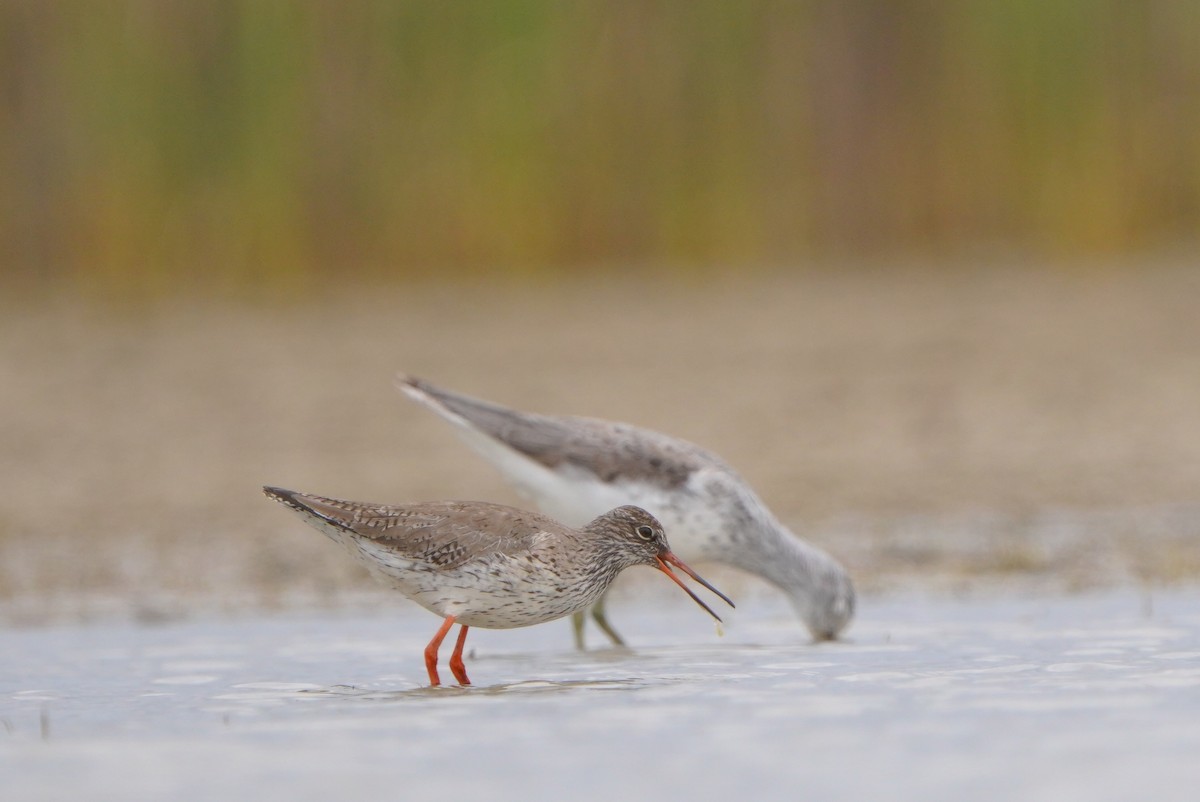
[3,1,1199,299]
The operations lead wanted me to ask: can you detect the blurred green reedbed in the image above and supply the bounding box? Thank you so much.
[4,2,1200,297]
[1,265,1199,624]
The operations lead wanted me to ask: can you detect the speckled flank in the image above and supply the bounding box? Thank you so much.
[397,374,856,642]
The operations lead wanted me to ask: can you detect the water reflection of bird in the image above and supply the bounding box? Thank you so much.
[397,375,855,647]
[263,487,732,686]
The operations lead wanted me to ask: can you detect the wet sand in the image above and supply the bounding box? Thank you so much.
[1,262,1199,621]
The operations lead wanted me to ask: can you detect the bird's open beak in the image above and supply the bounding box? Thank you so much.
[655,551,736,623]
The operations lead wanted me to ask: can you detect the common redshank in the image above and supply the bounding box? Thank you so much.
[263,487,733,686]
[397,375,855,647]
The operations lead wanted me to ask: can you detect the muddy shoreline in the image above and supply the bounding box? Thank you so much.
[3,263,1199,622]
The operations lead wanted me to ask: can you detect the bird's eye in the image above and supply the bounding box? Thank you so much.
[635,525,655,541]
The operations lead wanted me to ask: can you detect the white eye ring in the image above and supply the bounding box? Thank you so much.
[635,525,655,541]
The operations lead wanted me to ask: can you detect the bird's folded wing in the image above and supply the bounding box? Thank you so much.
[296,494,554,571]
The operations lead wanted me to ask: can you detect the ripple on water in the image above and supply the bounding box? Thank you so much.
[947,664,1041,675]
[1138,670,1200,688]
[1151,651,1200,660]
[759,661,840,670]
[836,671,916,683]
[960,693,1159,713]
[232,682,326,692]
[1043,662,1134,673]
[152,675,220,686]
[159,660,243,673]
[284,676,656,703]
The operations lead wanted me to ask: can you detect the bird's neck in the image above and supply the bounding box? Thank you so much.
[728,512,843,597]
[580,531,644,590]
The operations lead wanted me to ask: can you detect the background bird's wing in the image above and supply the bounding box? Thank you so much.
[401,376,723,490]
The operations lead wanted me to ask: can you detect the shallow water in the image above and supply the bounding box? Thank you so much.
[3,590,1199,801]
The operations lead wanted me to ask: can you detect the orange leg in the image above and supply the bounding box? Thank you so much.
[448,624,471,686]
[424,615,457,687]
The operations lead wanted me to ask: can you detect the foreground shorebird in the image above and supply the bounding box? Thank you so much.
[397,375,855,647]
[263,487,733,686]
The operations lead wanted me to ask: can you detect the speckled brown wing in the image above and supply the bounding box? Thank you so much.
[400,376,720,489]
[265,488,566,571]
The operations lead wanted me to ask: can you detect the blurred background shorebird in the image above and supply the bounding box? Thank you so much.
[398,375,855,647]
